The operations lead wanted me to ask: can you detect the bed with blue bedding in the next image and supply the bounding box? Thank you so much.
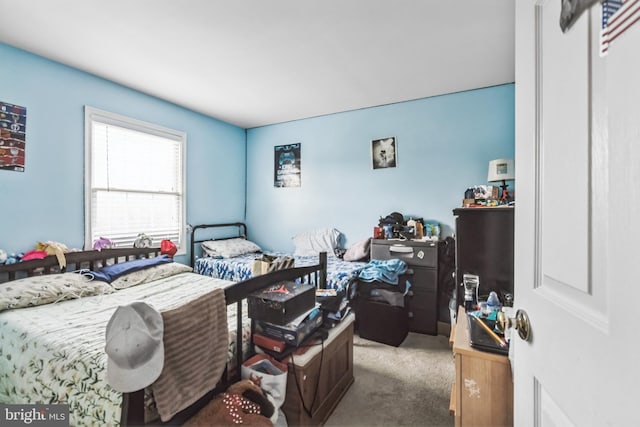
[194,252,366,291]
[190,223,368,292]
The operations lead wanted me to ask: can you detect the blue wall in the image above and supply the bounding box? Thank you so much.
[0,43,246,264]
[0,42,515,262]
[245,84,515,252]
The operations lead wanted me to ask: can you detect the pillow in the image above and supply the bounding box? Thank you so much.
[292,228,341,257]
[0,273,114,312]
[90,255,173,282]
[343,238,371,261]
[201,238,262,258]
[110,262,193,289]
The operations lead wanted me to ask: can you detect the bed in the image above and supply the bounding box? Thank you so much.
[0,246,327,426]
[190,223,368,293]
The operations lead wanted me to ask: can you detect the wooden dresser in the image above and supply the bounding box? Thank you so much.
[450,307,513,427]
[281,314,354,425]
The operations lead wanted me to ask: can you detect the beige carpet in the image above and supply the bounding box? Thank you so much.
[324,332,455,427]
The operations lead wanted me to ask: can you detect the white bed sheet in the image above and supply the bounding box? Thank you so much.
[0,272,245,427]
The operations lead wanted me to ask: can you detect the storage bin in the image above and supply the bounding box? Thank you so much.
[357,299,409,347]
[247,281,315,325]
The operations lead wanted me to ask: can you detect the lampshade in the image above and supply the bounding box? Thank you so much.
[487,158,515,183]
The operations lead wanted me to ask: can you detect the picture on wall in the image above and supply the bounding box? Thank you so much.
[274,143,301,187]
[371,136,397,169]
[0,101,27,172]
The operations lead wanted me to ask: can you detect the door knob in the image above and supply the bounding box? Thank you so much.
[496,309,531,342]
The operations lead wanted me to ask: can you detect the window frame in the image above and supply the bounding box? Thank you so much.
[84,106,187,254]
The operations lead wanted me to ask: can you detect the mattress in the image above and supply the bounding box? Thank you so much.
[194,253,366,291]
[0,272,249,427]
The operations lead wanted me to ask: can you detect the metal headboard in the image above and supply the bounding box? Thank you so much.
[189,222,248,267]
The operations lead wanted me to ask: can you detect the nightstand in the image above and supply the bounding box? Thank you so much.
[450,306,513,426]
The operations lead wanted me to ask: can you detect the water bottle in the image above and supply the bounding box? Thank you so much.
[487,291,501,313]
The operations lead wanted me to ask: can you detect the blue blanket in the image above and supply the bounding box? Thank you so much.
[357,259,408,285]
[91,255,173,282]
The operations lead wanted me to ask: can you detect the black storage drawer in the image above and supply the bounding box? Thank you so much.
[410,308,437,335]
[358,300,409,347]
[408,290,438,335]
[370,240,437,268]
[410,268,437,293]
[370,239,439,335]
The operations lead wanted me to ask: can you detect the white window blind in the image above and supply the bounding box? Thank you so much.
[85,107,186,251]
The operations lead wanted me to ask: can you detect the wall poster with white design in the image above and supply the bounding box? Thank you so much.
[0,101,27,172]
[371,137,397,170]
[274,143,301,187]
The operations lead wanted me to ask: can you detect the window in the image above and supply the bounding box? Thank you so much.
[84,107,186,253]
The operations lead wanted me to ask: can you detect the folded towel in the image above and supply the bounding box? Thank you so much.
[357,259,408,285]
[151,289,228,422]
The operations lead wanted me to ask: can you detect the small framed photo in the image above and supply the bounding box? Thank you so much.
[371,137,397,169]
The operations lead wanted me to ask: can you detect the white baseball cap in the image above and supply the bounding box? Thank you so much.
[105,302,164,392]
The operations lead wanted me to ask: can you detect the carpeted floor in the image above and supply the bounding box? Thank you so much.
[324,331,455,427]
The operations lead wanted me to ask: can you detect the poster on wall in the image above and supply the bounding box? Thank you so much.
[274,143,301,187]
[0,101,27,172]
[371,137,397,169]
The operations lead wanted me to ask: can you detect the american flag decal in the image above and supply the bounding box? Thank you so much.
[601,0,640,56]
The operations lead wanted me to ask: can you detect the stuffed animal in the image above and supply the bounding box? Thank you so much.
[160,239,177,258]
[92,237,114,251]
[5,252,23,265]
[36,241,69,269]
[133,233,152,248]
[183,379,274,427]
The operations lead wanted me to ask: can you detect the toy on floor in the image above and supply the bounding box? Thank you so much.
[182,379,274,427]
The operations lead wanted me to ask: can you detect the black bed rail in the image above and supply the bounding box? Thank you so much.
[189,222,248,267]
[225,250,327,379]
[120,251,328,426]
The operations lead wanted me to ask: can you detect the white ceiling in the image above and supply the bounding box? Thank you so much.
[0,0,515,129]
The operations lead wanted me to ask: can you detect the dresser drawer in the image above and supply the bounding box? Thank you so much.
[410,267,437,292]
[408,287,438,335]
[409,306,438,335]
[370,240,437,268]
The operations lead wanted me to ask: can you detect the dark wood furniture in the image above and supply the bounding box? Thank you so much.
[452,207,514,308]
[370,239,439,335]
[0,247,328,426]
[281,314,355,426]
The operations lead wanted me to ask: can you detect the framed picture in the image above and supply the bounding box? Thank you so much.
[0,101,27,172]
[371,137,397,169]
[274,143,301,187]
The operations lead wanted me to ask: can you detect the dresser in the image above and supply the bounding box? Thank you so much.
[450,307,513,427]
[281,315,354,426]
[452,207,514,307]
[370,239,438,335]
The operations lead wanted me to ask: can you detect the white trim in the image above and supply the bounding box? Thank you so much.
[84,106,187,254]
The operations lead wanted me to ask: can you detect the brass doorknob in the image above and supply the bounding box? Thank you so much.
[496,309,531,342]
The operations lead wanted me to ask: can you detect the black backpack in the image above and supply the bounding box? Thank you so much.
[379,212,404,226]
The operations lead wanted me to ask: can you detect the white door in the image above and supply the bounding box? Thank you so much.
[515,1,639,425]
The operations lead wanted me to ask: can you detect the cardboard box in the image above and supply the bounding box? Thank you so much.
[248,281,315,325]
[253,333,287,353]
[251,255,295,276]
[254,305,323,347]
